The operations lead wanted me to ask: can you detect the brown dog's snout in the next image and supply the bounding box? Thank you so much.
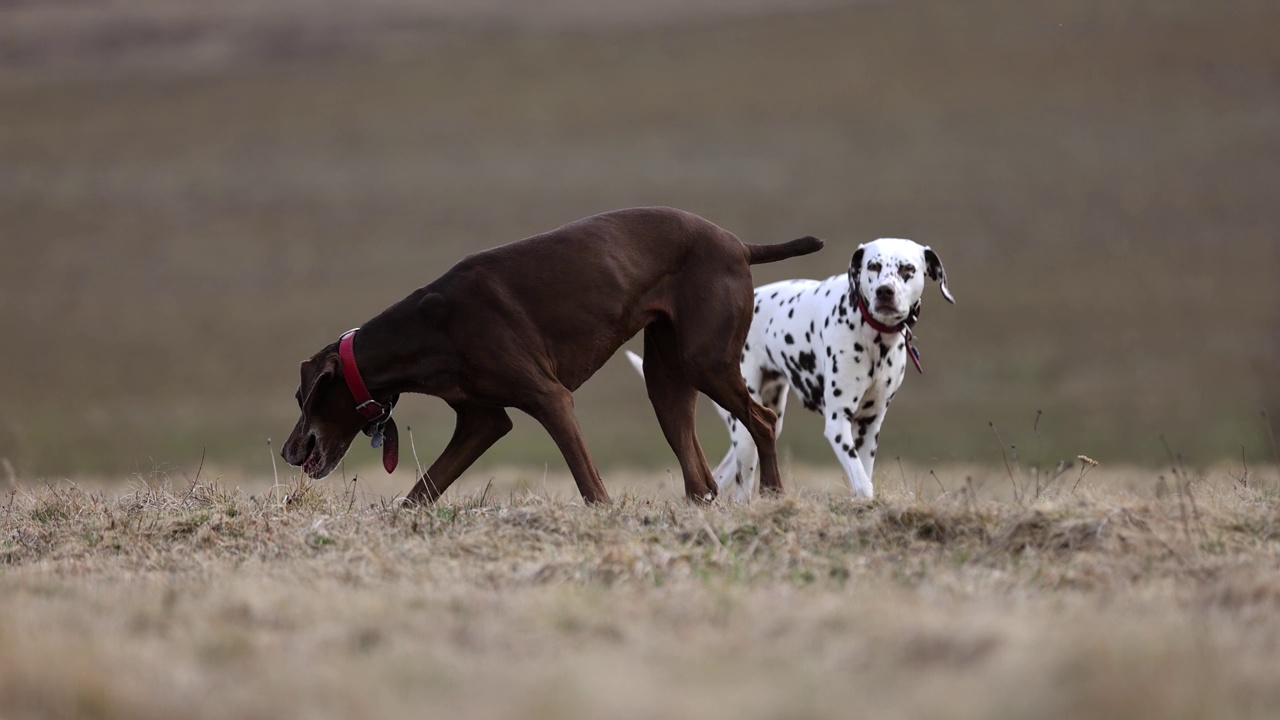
[280,438,299,465]
[875,285,895,300]
[280,428,312,466]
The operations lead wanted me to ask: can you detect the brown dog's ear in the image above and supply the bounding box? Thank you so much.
[300,354,340,415]
[924,247,955,304]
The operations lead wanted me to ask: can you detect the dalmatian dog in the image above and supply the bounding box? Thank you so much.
[627,238,952,500]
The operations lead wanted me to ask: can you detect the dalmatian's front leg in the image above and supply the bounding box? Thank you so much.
[822,405,875,498]
[854,410,888,486]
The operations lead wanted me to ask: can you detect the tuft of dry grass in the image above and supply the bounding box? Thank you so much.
[4,466,1280,719]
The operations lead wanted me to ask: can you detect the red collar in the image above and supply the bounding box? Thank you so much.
[338,329,400,472]
[855,291,907,334]
[854,292,924,374]
[339,329,387,421]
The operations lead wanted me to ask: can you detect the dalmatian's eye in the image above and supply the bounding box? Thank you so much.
[867,262,882,273]
[899,264,915,279]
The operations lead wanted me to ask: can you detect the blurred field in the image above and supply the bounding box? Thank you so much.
[1,0,1278,479]
[4,464,1280,719]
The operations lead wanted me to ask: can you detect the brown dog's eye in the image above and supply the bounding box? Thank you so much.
[867,262,882,273]
[899,264,915,279]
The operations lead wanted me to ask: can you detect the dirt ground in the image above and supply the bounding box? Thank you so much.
[4,464,1280,719]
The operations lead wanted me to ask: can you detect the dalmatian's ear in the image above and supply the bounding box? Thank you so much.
[847,245,866,286]
[924,247,955,304]
[849,245,866,271]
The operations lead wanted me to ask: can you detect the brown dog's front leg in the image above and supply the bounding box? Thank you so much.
[527,388,612,505]
[404,403,513,505]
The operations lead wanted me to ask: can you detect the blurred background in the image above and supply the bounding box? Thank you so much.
[1,0,1276,481]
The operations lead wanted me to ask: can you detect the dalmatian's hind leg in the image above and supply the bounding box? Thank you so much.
[712,371,789,502]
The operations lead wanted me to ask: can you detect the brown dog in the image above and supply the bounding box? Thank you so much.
[281,207,822,504]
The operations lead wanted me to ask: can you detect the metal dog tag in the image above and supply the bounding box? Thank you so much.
[370,428,385,449]
[907,343,923,374]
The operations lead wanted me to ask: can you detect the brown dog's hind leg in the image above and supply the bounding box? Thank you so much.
[642,324,717,503]
[672,275,782,496]
[405,403,513,505]
[697,373,782,495]
[527,387,612,505]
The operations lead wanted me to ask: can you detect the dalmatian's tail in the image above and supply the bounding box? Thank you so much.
[744,235,824,265]
[624,350,646,378]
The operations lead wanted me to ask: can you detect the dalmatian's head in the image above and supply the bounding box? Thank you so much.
[847,238,954,327]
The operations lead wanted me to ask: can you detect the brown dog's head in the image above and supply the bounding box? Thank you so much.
[280,344,367,479]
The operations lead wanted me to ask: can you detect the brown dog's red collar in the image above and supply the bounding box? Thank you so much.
[339,329,386,421]
[338,329,400,472]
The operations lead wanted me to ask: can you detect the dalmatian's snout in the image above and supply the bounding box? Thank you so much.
[873,284,902,313]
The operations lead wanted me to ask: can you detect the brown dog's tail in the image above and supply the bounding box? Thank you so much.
[744,236,824,265]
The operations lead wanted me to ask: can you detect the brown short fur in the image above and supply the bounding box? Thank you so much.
[281,207,822,504]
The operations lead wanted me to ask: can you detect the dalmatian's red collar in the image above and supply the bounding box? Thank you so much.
[854,292,924,374]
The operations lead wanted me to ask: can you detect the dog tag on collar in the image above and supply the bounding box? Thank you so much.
[370,428,385,449]
[907,343,923,374]
[901,326,923,374]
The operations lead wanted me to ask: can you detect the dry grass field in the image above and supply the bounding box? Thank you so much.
[5,463,1280,719]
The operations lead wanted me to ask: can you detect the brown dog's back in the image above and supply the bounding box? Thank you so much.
[423,207,821,391]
